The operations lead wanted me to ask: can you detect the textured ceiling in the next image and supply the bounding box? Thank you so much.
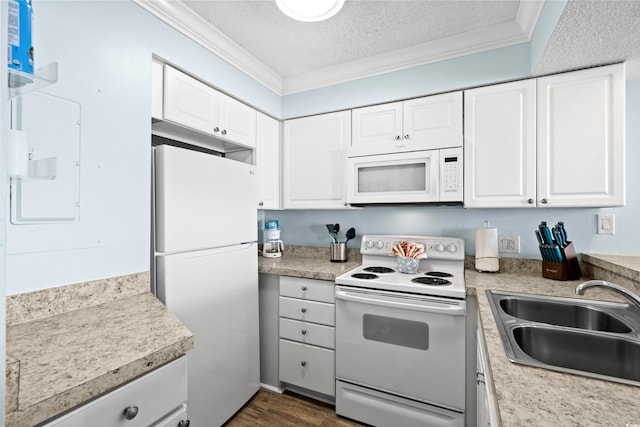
[535,0,640,79]
[182,0,521,78]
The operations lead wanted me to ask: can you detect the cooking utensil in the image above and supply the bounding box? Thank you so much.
[345,227,356,244]
[326,224,336,243]
[538,221,554,245]
[333,223,340,239]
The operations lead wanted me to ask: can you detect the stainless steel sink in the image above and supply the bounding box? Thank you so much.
[499,297,632,333]
[487,290,640,386]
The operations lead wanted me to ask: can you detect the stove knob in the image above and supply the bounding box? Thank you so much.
[447,244,458,253]
[376,241,385,249]
[366,240,374,249]
[435,243,445,252]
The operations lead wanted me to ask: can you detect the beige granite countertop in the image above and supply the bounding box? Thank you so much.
[258,245,362,280]
[468,269,640,426]
[4,273,194,427]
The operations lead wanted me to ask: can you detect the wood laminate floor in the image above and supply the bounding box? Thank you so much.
[225,388,365,426]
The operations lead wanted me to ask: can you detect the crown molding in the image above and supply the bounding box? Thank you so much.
[135,0,544,96]
[516,0,545,39]
[281,20,530,95]
[133,0,283,94]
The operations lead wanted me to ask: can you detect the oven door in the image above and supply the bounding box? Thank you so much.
[335,286,466,411]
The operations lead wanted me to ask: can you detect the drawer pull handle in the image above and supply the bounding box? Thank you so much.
[301,286,307,291]
[301,308,307,313]
[301,361,307,367]
[123,406,139,420]
[301,329,307,335]
[178,420,191,427]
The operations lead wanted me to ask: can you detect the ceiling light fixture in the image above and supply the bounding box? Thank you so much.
[275,0,345,22]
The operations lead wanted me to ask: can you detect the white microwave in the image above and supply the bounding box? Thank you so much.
[345,147,463,205]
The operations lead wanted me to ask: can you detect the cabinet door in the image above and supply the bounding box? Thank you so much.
[256,113,280,209]
[218,92,257,149]
[163,65,218,135]
[283,111,351,209]
[537,63,625,207]
[403,91,463,150]
[351,102,403,155]
[464,80,536,208]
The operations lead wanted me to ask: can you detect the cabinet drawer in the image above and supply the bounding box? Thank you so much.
[279,339,335,397]
[280,318,335,349]
[150,404,188,427]
[280,276,335,303]
[279,296,335,326]
[43,356,187,427]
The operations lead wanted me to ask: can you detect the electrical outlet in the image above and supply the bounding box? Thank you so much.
[498,235,520,254]
[597,214,615,235]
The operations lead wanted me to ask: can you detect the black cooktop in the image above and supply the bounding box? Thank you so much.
[410,277,452,286]
[363,266,395,274]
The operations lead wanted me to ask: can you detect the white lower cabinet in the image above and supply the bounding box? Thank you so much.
[43,356,189,427]
[477,323,498,427]
[278,277,336,397]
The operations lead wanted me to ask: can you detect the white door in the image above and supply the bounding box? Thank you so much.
[163,65,218,135]
[218,92,257,149]
[403,91,463,150]
[537,63,625,207]
[256,113,280,209]
[283,111,351,209]
[156,244,259,427]
[464,79,537,208]
[154,145,256,253]
[351,102,403,154]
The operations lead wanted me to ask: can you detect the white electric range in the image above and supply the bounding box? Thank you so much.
[335,235,467,427]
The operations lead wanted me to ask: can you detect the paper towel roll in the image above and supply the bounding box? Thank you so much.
[7,129,29,177]
[475,225,499,272]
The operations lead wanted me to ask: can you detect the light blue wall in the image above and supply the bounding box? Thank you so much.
[263,81,640,259]
[281,44,531,119]
[5,0,280,294]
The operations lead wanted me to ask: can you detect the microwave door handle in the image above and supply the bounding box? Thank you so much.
[335,289,465,316]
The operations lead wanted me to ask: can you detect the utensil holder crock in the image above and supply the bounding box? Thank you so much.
[330,242,347,262]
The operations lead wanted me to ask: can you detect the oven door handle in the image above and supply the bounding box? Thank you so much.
[335,289,465,316]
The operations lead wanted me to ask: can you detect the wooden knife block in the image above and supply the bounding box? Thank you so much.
[542,242,582,281]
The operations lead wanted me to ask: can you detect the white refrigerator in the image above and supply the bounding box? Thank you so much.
[153,144,259,426]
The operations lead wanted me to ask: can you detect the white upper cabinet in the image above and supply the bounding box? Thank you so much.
[464,63,625,208]
[161,65,257,150]
[464,79,537,208]
[164,65,219,135]
[256,113,281,209]
[218,92,257,149]
[537,63,625,207]
[283,111,351,209]
[351,91,462,156]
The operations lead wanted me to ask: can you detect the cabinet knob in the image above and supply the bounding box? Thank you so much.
[221,129,227,135]
[527,198,534,204]
[178,420,191,427]
[404,134,410,140]
[301,307,307,313]
[258,201,264,206]
[301,361,307,367]
[213,127,220,132]
[301,329,307,335]
[301,285,307,291]
[541,198,548,204]
[123,406,139,420]
[395,135,401,141]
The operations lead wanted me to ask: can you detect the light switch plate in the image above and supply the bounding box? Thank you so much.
[498,235,520,253]
[597,214,615,235]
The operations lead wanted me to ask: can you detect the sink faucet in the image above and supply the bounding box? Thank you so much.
[576,280,640,309]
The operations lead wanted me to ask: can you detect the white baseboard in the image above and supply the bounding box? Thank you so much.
[260,383,285,393]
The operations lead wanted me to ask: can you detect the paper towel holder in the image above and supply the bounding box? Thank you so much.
[475,220,500,273]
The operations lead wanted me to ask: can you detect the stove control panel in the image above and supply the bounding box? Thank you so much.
[360,235,465,261]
